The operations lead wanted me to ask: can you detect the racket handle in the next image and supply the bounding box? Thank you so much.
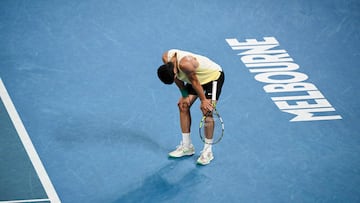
[212,81,217,102]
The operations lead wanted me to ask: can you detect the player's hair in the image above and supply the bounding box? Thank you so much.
[157,62,175,84]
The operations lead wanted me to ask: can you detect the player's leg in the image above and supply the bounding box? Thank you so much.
[202,72,224,145]
[197,99,216,165]
[204,100,215,140]
[198,72,225,164]
[169,94,197,158]
[178,94,198,134]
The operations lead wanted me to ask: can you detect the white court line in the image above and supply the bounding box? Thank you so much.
[0,78,61,203]
[0,198,50,203]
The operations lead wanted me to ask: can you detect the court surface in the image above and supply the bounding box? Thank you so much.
[0,0,359,202]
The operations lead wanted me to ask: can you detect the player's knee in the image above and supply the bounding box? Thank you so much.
[178,102,190,112]
[205,114,213,121]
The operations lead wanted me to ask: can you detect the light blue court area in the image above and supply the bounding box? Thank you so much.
[0,0,359,202]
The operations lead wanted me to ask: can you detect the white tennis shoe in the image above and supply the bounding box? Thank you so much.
[168,142,195,158]
[197,150,214,165]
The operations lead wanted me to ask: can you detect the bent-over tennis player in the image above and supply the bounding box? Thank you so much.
[157,49,225,165]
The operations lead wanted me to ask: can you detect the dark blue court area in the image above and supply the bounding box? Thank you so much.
[1,0,359,202]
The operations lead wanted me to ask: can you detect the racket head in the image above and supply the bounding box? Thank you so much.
[199,109,224,145]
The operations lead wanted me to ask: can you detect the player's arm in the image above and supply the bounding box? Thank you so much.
[174,77,186,91]
[179,56,213,114]
[179,56,205,101]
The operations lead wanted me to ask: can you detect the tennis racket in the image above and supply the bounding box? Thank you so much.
[199,81,225,145]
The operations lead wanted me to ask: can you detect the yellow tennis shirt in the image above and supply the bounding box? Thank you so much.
[167,49,222,85]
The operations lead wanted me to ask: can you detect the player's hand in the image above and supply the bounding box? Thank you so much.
[200,100,213,115]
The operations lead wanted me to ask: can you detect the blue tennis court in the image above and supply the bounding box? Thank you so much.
[1,0,359,202]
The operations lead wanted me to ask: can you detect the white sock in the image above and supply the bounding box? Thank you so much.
[182,133,191,147]
[203,138,213,152]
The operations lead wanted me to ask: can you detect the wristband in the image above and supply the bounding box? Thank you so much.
[180,89,189,98]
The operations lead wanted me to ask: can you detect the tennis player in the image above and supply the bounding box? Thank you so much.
[157,49,225,165]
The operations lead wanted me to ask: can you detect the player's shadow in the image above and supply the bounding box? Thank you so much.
[113,161,208,203]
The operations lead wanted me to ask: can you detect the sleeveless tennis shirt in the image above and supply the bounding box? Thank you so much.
[167,49,222,85]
